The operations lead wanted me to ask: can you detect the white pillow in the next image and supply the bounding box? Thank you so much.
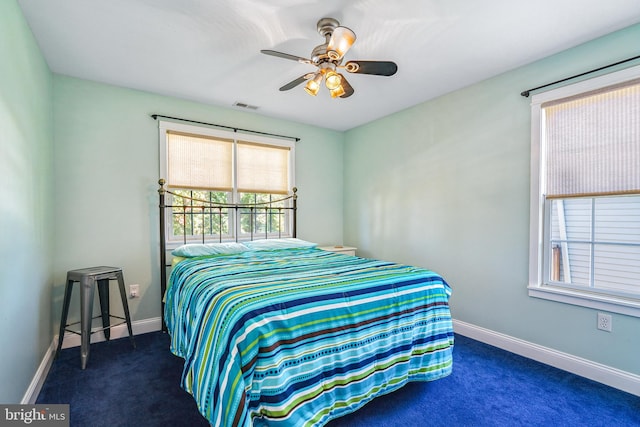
[243,238,317,251]
[171,242,249,257]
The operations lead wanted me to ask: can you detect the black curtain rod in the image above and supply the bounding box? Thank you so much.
[150,114,301,142]
[520,54,640,98]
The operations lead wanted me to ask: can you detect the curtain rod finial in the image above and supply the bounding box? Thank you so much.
[521,91,530,98]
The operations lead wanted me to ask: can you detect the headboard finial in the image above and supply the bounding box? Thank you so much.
[292,187,298,198]
[158,179,166,195]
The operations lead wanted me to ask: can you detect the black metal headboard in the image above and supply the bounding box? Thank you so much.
[157,178,297,330]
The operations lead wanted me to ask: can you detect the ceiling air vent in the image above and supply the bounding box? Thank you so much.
[233,102,259,110]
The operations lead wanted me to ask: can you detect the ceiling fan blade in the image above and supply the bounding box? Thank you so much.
[261,49,312,65]
[345,60,398,76]
[279,74,312,91]
[339,75,354,98]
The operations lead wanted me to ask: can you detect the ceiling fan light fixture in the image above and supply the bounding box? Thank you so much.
[329,85,346,98]
[304,73,323,96]
[327,26,356,60]
[261,17,397,99]
[324,70,342,90]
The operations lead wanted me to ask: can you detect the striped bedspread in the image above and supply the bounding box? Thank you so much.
[165,247,454,426]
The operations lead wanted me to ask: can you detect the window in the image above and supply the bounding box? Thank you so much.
[528,65,640,316]
[159,121,295,244]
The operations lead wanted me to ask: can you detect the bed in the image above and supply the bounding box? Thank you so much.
[158,180,454,426]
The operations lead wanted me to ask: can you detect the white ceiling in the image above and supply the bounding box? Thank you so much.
[17,0,640,131]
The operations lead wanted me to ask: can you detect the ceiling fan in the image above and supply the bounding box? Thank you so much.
[261,17,398,99]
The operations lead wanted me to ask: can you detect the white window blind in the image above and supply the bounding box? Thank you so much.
[237,141,290,194]
[166,130,233,191]
[529,65,640,317]
[543,79,640,198]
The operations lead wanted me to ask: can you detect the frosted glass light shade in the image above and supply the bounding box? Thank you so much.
[325,71,342,90]
[330,85,345,98]
[304,73,323,96]
[327,26,356,60]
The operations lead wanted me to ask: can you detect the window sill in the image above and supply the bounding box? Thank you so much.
[528,284,640,318]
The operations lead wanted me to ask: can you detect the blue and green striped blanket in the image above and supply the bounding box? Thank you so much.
[165,247,454,426]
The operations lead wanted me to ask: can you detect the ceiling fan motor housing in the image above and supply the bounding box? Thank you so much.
[316,17,340,37]
[311,44,329,64]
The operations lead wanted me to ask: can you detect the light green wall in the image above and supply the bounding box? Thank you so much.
[344,23,640,374]
[0,0,54,403]
[52,75,345,324]
[5,0,639,403]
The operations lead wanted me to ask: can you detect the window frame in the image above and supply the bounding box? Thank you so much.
[528,64,640,317]
[158,120,296,247]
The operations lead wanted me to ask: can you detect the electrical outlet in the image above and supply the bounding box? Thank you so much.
[129,284,140,298]
[597,312,612,332]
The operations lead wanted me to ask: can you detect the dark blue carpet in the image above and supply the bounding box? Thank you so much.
[37,332,640,426]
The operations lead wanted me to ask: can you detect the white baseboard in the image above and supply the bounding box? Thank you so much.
[22,317,163,404]
[22,340,57,404]
[453,319,640,397]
